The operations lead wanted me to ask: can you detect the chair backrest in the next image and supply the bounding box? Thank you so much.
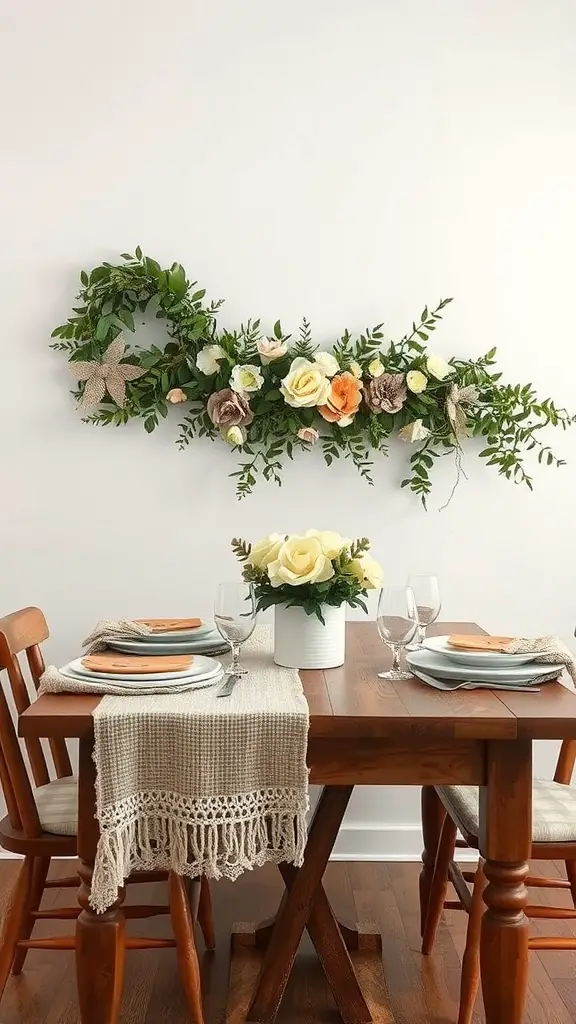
[554,740,576,785]
[0,607,72,837]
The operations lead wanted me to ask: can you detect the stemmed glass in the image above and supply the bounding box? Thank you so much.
[214,582,257,676]
[406,574,441,650]
[376,585,418,680]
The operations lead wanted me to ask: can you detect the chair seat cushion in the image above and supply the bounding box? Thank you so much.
[35,775,78,836]
[439,778,576,844]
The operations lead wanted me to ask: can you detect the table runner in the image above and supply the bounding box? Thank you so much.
[43,627,309,913]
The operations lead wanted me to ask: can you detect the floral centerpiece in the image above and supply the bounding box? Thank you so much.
[232,531,383,669]
[52,250,574,505]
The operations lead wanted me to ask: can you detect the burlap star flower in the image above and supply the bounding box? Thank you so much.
[446,383,479,440]
[70,336,146,410]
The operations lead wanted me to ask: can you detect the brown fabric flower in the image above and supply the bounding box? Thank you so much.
[363,373,407,414]
[207,388,254,428]
[70,336,146,410]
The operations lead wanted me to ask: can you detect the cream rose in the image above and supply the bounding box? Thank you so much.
[349,361,363,379]
[305,529,350,559]
[314,351,340,377]
[196,344,227,375]
[248,533,286,570]
[406,370,428,394]
[230,363,264,394]
[398,419,431,443]
[257,337,288,364]
[426,354,453,381]
[267,535,335,587]
[350,553,383,589]
[368,357,385,378]
[280,357,331,408]
[222,425,245,446]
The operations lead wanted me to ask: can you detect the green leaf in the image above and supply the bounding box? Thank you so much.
[95,316,111,342]
[273,320,283,340]
[168,264,187,298]
[191,288,206,302]
[135,245,143,260]
[80,270,89,286]
[144,416,156,433]
[117,308,135,331]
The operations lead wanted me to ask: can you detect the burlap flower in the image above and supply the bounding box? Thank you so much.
[446,383,479,440]
[207,388,254,428]
[363,373,407,414]
[70,336,146,410]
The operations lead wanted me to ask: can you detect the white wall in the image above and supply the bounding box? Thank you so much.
[1,0,576,859]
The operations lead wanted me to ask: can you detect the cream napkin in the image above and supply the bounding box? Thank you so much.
[82,619,153,654]
[504,636,576,684]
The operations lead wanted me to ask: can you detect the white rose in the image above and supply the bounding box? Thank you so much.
[257,337,288,364]
[248,533,286,569]
[314,351,340,377]
[350,554,383,590]
[306,529,350,559]
[230,363,264,394]
[267,535,335,587]
[406,370,428,394]
[280,357,331,408]
[368,358,384,378]
[196,344,227,375]
[349,361,363,379]
[426,354,453,381]
[222,425,245,446]
[398,419,431,443]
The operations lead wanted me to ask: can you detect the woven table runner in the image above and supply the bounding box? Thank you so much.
[43,626,310,913]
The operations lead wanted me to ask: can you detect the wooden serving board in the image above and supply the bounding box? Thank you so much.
[81,653,194,675]
[134,618,203,633]
[448,634,514,653]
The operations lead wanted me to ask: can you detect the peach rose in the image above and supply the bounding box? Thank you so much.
[318,372,362,426]
[297,426,319,445]
[166,387,187,404]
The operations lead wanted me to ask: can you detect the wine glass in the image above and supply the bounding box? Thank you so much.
[406,574,441,650]
[214,582,257,676]
[376,585,418,680]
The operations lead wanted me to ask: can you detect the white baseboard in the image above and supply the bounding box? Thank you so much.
[0,825,479,863]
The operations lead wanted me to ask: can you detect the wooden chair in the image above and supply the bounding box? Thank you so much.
[421,740,576,1024]
[0,606,215,1023]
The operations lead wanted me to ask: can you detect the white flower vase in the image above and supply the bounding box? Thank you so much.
[273,603,346,669]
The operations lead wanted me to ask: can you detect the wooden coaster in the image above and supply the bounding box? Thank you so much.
[81,653,194,675]
[134,617,203,633]
[448,634,514,653]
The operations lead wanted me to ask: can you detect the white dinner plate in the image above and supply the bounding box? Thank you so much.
[423,635,539,668]
[58,666,223,691]
[138,622,217,642]
[407,648,564,683]
[65,655,221,683]
[109,637,226,656]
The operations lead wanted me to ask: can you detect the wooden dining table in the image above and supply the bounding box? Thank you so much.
[19,620,576,1024]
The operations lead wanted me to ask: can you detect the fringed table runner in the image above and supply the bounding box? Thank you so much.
[41,627,309,913]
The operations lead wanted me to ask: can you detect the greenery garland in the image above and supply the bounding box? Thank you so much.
[51,248,573,504]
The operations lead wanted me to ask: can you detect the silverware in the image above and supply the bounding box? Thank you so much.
[217,673,242,698]
[412,669,541,693]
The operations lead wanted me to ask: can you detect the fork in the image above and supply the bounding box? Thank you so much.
[412,669,541,693]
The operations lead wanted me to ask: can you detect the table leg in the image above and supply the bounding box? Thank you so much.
[76,731,126,1024]
[419,785,446,936]
[247,785,372,1024]
[479,739,532,1024]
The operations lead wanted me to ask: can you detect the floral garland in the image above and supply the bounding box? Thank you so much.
[51,249,573,504]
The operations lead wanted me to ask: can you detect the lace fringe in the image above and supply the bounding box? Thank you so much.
[90,788,309,913]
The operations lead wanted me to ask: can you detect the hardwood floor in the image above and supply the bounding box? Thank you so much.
[0,859,575,1023]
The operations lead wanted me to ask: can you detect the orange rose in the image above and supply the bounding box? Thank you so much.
[318,372,362,426]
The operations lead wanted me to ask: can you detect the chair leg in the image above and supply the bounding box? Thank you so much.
[458,860,486,1024]
[422,814,458,954]
[169,873,204,1024]
[197,876,215,951]
[0,856,34,999]
[565,859,576,907]
[11,856,51,975]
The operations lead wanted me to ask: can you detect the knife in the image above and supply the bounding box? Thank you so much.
[217,673,241,698]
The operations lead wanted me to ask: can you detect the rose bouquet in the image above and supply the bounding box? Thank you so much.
[232,531,383,621]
